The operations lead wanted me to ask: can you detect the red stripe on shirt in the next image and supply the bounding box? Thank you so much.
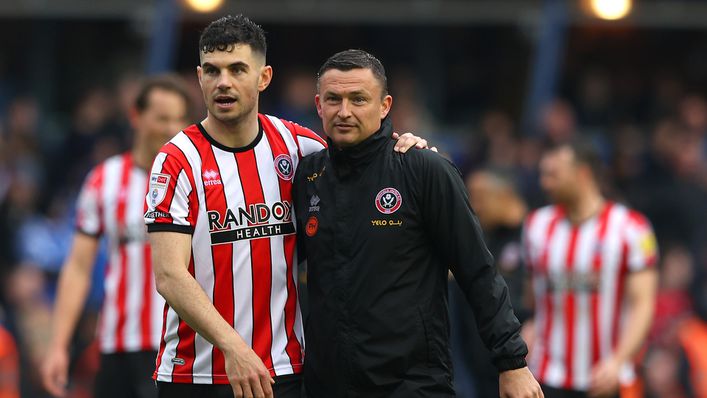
[563,226,580,389]
[262,118,304,371]
[591,203,613,366]
[234,149,275,374]
[539,207,564,382]
[114,154,133,352]
[613,242,630,348]
[154,303,169,380]
[141,243,153,350]
[198,142,234,379]
[172,255,197,383]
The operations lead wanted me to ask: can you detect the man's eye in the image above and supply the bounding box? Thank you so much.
[353,97,367,103]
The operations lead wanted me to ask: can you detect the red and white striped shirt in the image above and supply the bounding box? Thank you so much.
[76,152,164,354]
[522,202,658,391]
[144,114,327,384]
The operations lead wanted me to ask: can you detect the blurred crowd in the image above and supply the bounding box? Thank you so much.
[1,57,707,398]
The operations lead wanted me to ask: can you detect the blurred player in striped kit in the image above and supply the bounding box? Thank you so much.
[523,139,658,398]
[42,75,191,398]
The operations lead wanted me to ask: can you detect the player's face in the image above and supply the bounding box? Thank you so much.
[197,44,272,125]
[467,172,501,228]
[134,88,189,156]
[540,147,580,204]
[315,68,392,148]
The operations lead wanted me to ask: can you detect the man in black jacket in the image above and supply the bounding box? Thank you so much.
[293,49,543,398]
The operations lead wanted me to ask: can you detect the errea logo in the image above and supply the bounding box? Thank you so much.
[309,195,321,212]
[203,169,222,186]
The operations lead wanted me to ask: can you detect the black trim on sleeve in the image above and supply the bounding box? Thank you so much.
[76,228,102,239]
[495,357,528,372]
[147,223,194,235]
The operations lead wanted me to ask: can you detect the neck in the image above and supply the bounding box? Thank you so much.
[202,110,260,148]
[563,187,604,224]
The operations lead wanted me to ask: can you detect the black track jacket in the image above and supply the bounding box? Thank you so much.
[293,118,527,397]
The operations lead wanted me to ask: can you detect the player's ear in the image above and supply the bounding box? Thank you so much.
[315,94,323,118]
[380,95,393,119]
[196,66,203,89]
[258,65,273,92]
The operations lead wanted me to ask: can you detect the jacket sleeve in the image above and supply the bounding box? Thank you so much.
[418,152,528,371]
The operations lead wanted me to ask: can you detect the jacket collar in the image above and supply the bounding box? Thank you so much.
[327,117,393,177]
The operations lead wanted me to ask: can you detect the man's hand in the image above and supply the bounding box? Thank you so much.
[588,357,621,398]
[225,344,275,398]
[41,346,69,397]
[499,367,544,398]
[391,132,437,153]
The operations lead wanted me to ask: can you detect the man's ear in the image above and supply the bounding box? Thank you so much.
[258,65,273,92]
[196,66,203,90]
[315,94,323,118]
[380,95,393,119]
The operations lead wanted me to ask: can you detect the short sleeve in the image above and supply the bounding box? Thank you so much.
[280,120,327,158]
[144,148,196,234]
[624,211,658,272]
[76,166,104,237]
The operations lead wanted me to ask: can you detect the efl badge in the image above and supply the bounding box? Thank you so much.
[149,173,170,207]
[375,188,402,214]
[274,154,294,180]
[306,216,319,237]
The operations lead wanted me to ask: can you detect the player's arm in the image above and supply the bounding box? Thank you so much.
[150,232,275,398]
[42,232,99,397]
[418,153,542,397]
[588,268,657,397]
[589,216,659,398]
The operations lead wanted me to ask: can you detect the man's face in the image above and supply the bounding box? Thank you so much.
[315,68,392,148]
[467,172,504,228]
[197,44,272,125]
[539,147,581,204]
[132,88,189,156]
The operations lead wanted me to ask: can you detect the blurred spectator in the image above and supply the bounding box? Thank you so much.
[4,264,53,397]
[449,167,529,398]
[274,69,321,131]
[0,312,19,398]
[539,99,577,145]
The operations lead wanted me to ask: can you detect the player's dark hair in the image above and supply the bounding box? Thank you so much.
[199,15,267,58]
[135,74,191,114]
[317,49,388,96]
[550,137,604,181]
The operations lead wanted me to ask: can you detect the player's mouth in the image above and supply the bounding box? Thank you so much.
[334,123,356,132]
[214,95,237,110]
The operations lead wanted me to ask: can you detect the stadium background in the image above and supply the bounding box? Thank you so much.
[0,0,706,396]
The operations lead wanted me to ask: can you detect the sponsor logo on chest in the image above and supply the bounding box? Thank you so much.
[206,201,295,245]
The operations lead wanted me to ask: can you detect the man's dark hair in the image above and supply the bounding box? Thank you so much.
[199,15,267,58]
[317,49,388,96]
[135,74,191,114]
[549,137,604,181]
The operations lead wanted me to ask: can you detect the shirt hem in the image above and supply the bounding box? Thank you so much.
[153,363,303,384]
